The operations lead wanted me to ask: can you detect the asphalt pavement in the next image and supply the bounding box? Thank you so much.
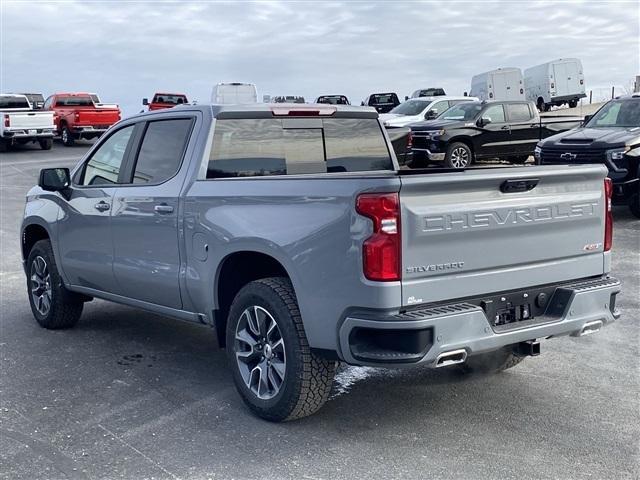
[1,141,638,480]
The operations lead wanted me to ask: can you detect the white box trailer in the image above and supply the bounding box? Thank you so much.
[211,83,258,104]
[524,58,586,111]
[470,68,525,102]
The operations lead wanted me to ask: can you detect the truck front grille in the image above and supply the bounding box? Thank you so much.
[540,146,606,164]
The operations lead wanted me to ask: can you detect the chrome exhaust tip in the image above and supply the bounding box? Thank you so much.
[435,349,467,368]
[574,319,604,337]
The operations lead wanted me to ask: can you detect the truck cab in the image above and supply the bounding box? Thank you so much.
[143,93,189,111]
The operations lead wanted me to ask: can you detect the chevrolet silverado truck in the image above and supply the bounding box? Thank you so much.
[537,94,640,218]
[1,94,55,151]
[22,103,621,421]
[43,93,121,146]
[142,92,189,111]
[409,100,582,169]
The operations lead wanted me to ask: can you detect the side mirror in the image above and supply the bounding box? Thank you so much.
[583,114,592,124]
[405,96,409,101]
[425,110,438,120]
[142,98,149,106]
[478,116,492,127]
[39,168,70,192]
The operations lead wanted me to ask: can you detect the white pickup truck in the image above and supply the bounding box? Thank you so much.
[1,94,56,152]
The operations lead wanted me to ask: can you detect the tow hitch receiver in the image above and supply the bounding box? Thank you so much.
[514,340,540,357]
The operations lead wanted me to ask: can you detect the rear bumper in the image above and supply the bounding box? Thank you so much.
[550,93,587,103]
[338,277,621,367]
[2,128,55,139]
[70,126,109,137]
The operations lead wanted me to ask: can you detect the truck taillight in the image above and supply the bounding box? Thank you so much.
[3,114,9,127]
[604,178,613,252]
[356,193,401,281]
[406,131,413,148]
[580,79,584,85]
[551,82,555,89]
[520,88,523,94]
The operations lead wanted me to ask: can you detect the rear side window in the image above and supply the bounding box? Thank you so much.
[507,103,533,122]
[132,119,193,184]
[207,118,391,178]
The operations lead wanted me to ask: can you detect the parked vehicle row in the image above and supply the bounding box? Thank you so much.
[470,58,586,110]
[23,102,622,422]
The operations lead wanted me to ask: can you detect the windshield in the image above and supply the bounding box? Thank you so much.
[586,99,640,128]
[0,96,30,109]
[389,100,430,116]
[442,103,483,121]
[153,94,188,104]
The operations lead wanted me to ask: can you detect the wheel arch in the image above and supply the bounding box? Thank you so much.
[448,136,475,156]
[22,222,52,263]
[213,250,292,348]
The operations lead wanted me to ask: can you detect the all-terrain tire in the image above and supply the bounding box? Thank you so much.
[226,277,336,421]
[459,346,525,374]
[26,239,83,329]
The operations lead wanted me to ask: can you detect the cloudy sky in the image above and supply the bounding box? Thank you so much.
[2,0,639,116]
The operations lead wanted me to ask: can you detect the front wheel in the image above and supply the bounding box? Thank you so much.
[39,138,53,150]
[445,142,473,169]
[26,240,83,329]
[226,277,336,422]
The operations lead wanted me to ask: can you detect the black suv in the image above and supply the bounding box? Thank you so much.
[537,95,640,218]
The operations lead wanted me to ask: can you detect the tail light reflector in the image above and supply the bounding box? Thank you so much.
[3,114,9,127]
[604,178,613,252]
[551,82,555,89]
[580,79,584,85]
[74,112,80,121]
[356,193,401,281]
[520,88,524,94]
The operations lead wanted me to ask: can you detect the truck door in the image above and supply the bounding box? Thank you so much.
[506,103,537,155]
[474,103,512,158]
[58,124,136,292]
[110,115,196,309]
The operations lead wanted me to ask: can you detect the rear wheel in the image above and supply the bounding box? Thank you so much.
[444,142,472,169]
[38,138,53,150]
[459,346,525,374]
[226,277,336,422]
[0,140,7,152]
[26,240,83,329]
[568,99,578,108]
[61,126,75,146]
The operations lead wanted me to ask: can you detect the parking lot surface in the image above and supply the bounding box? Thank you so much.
[1,143,639,480]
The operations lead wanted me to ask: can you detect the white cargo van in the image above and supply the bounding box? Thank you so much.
[211,83,258,104]
[470,68,525,102]
[524,58,586,111]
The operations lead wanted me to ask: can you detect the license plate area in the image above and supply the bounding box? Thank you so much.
[478,284,559,330]
[28,129,37,135]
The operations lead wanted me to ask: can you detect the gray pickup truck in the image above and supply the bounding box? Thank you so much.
[22,103,621,421]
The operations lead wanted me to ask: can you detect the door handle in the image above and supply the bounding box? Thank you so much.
[501,125,510,130]
[154,204,174,214]
[94,201,110,211]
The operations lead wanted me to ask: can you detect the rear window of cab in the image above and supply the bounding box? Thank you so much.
[206,118,392,178]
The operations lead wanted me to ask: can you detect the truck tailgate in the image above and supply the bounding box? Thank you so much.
[399,165,608,306]
[77,109,120,126]
[6,111,54,129]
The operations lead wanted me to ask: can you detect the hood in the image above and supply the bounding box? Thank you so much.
[409,118,467,131]
[380,113,421,127]
[540,126,640,149]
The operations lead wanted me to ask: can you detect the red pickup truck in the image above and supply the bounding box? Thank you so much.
[142,93,189,111]
[43,93,121,146]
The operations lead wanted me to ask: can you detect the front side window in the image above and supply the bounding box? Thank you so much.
[442,103,483,121]
[507,103,533,122]
[482,104,506,123]
[131,119,193,184]
[206,118,392,178]
[81,125,134,186]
